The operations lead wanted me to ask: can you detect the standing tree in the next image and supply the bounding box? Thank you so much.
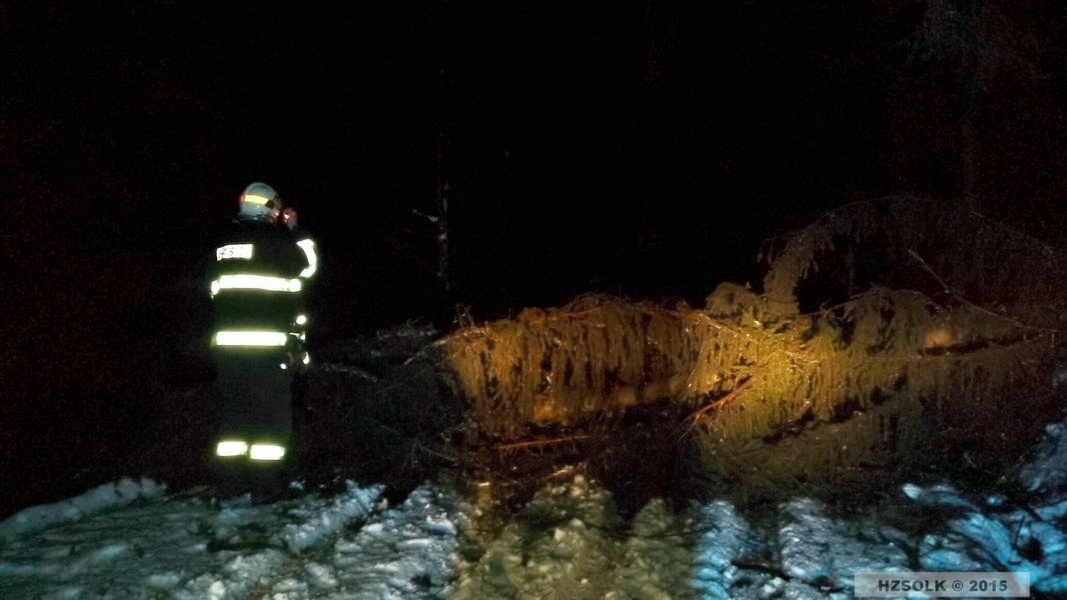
[884,0,1063,221]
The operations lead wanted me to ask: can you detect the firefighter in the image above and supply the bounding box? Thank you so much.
[207,182,318,474]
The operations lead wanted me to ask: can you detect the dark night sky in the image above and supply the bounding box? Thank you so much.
[2,4,897,322]
[3,1,1066,348]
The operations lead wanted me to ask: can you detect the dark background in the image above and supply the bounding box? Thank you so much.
[2,1,1066,514]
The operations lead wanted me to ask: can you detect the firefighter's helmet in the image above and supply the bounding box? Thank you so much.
[238,182,283,224]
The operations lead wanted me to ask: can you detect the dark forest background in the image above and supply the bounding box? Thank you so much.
[2,1,1066,515]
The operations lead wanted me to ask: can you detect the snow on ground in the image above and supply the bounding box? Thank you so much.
[2,421,1067,599]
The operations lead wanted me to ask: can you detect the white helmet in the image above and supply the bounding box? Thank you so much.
[238,182,283,223]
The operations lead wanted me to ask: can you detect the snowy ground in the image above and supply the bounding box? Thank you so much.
[1,415,1066,599]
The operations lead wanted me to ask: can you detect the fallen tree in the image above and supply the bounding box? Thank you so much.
[438,194,1067,508]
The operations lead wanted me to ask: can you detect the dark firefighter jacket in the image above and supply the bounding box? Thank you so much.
[207,219,318,347]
